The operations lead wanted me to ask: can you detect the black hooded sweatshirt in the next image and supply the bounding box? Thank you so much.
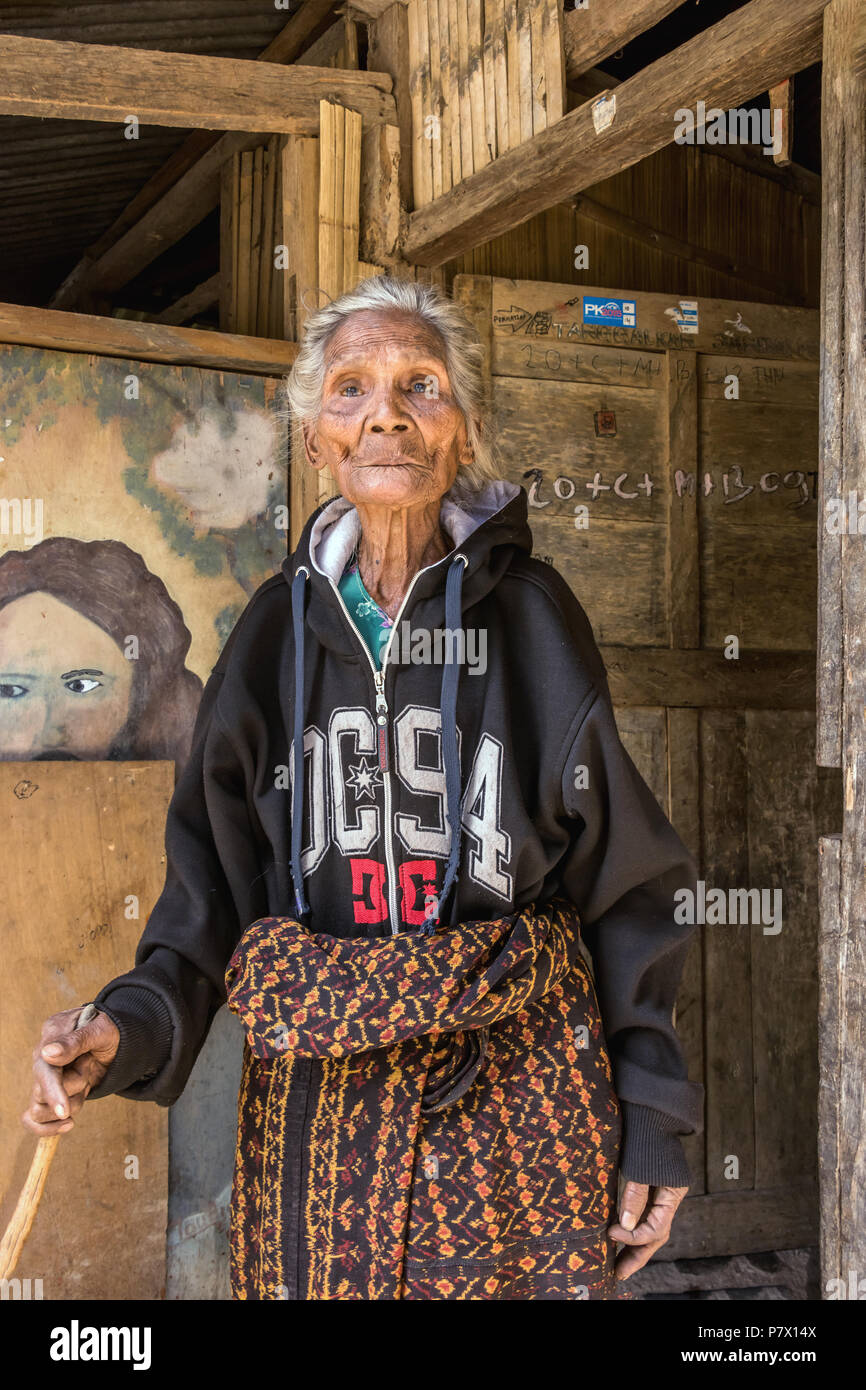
[89,480,704,1187]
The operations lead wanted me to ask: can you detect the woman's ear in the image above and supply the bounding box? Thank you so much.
[302,422,327,471]
[458,433,476,466]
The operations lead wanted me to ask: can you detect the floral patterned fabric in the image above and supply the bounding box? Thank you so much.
[338,559,392,668]
[225,896,630,1301]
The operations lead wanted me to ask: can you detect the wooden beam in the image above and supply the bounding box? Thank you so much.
[818,833,843,1289]
[563,0,690,82]
[0,300,298,375]
[768,76,794,166]
[660,1184,816,1260]
[280,134,324,547]
[817,0,863,767]
[0,35,394,133]
[360,123,403,262]
[348,0,410,16]
[404,0,828,265]
[53,19,366,305]
[599,647,816,710]
[258,0,339,63]
[367,1,414,214]
[153,272,221,325]
[817,0,866,1295]
[568,67,822,206]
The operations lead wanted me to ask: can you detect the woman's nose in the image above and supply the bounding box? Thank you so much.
[365,383,411,431]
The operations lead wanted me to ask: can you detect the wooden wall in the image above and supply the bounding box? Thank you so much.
[456,273,842,1260]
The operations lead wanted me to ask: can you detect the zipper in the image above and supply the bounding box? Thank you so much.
[317,555,451,937]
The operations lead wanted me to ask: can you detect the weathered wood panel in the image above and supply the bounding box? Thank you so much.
[701,709,755,1194]
[746,711,821,1189]
[483,276,820,362]
[700,525,817,652]
[526,519,668,646]
[598,647,815,710]
[0,761,173,1300]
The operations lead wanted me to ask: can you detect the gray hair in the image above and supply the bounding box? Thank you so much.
[284,275,500,502]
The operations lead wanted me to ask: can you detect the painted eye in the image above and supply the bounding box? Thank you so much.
[0,683,26,698]
[65,677,102,694]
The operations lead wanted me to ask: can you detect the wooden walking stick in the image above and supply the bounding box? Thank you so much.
[0,1002,98,1279]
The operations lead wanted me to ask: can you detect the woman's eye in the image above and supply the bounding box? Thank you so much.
[65,678,102,694]
[340,384,360,396]
[411,380,428,393]
[0,683,27,699]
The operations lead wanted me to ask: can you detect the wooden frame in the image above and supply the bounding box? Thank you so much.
[816,0,866,1298]
[0,300,297,376]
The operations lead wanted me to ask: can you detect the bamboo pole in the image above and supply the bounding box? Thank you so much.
[0,1004,99,1280]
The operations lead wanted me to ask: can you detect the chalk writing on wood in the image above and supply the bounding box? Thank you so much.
[523,465,819,510]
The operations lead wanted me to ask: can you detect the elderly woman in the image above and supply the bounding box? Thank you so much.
[25,276,703,1301]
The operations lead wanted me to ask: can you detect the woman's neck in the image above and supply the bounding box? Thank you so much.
[355,502,449,619]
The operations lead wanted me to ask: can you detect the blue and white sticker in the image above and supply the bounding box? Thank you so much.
[583,296,636,327]
[665,299,699,334]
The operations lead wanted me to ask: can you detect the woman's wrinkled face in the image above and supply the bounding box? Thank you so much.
[302,309,475,511]
[0,592,134,759]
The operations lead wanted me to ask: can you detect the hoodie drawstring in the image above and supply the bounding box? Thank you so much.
[289,553,469,936]
[420,552,468,934]
[290,565,311,922]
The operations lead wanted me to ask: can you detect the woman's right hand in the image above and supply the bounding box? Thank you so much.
[21,1007,120,1136]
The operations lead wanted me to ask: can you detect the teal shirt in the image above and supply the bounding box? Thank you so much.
[339,560,393,669]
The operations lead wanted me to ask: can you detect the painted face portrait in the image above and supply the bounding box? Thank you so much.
[0,592,135,760]
[0,537,203,769]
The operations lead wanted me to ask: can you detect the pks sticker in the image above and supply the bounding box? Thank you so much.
[582,296,636,327]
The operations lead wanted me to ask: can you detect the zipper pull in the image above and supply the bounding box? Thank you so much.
[374,669,389,772]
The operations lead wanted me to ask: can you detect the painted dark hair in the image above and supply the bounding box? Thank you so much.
[0,536,203,768]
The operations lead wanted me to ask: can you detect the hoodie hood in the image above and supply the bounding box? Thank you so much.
[282,479,532,657]
[306,478,527,584]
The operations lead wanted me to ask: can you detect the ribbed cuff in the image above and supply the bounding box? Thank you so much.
[619,1101,694,1188]
[86,986,174,1100]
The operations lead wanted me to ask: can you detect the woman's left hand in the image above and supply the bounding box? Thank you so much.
[608,1181,690,1280]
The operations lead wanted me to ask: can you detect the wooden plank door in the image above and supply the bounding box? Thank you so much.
[455,273,842,1260]
[0,761,173,1299]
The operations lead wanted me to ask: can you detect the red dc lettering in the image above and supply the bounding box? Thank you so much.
[350,857,387,924]
[399,859,439,925]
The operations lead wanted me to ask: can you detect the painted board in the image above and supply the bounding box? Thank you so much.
[0,760,174,1300]
[0,345,289,769]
